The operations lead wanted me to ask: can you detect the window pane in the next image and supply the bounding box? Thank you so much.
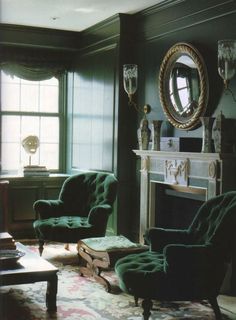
[21,116,40,139]
[20,83,39,112]
[177,77,187,89]
[1,83,20,111]
[40,81,59,112]
[40,117,59,143]
[1,143,21,172]
[178,88,189,107]
[1,72,20,84]
[2,116,21,142]
[40,143,59,169]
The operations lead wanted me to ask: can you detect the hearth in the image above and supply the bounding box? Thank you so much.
[154,184,205,229]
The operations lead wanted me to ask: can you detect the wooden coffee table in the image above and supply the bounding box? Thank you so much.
[77,236,148,292]
[0,242,58,312]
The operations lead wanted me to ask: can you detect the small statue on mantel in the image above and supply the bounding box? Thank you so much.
[137,118,151,150]
[212,112,236,153]
[151,120,163,151]
[212,112,224,153]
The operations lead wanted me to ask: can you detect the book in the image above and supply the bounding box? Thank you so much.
[23,165,48,171]
[23,165,50,177]
[23,171,50,177]
[0,232,16,250]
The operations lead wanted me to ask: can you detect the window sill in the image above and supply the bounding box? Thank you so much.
[0,173,69,181]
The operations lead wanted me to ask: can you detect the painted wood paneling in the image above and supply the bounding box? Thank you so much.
[70,47,116,172]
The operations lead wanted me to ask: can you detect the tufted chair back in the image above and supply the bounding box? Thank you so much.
[189,191,236,258]
[59,172,117,216]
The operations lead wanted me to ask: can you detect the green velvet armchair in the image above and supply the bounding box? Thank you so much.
[33,172,117,255]
[115,191,236,320]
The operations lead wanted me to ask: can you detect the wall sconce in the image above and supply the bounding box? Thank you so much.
[218,39,236,101]
[123,64,151,117]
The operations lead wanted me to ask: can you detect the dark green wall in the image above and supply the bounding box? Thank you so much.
[69,14,139,237]
[126,0,236,240]
[135,0,236,137]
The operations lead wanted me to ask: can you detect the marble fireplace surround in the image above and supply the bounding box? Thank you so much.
[134,150,236,243]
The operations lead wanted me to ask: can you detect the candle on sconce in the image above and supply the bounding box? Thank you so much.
[225,60,228,80]
[129,78,132,94]
[218,39,236,90]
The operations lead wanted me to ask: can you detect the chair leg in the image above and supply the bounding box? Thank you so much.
[209,297,222,320]
[38,239,44,256]
[142,298,153,320]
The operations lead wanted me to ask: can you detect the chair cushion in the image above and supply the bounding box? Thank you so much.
[33,216,92,243]
[115,251,166,298]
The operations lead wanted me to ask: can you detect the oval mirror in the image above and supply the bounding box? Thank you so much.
[159,43,209,130]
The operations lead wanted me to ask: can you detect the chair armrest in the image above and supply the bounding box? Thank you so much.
[144,227,191,252]
[33,199,64,219]
[87,204,112,225]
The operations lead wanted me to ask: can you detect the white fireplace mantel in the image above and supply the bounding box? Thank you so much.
[134,150,236,243]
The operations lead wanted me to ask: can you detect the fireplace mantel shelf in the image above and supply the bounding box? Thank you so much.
[133,149,236,242]
[133,150,236,160]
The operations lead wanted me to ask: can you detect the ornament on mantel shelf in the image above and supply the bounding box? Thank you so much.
[137,118,151,150]
[200,116,215,153]
[212,112,225,153]
[212,112,236,153]
[151,120,163,151]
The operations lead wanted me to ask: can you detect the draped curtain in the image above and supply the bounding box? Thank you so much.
[0,45,73,80]
[0,62,64,81]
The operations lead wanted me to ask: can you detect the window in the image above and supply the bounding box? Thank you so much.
[0,71,62,174]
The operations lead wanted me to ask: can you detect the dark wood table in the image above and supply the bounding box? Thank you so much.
[0,242,58,312]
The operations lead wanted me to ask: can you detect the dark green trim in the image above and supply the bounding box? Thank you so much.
[59,73,68,173]
[134,0,236,42]
[0,23,81,51]
[188,178,209,189]
[150,173,165,182]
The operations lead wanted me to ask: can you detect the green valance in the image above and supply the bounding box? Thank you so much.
[1,62,65,81]
[0,45,74,81]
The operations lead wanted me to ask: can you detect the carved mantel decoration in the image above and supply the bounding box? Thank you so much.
[165,159,189,186]
[134,150,236,243]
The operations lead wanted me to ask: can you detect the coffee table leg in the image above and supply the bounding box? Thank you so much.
[46,273,58,312]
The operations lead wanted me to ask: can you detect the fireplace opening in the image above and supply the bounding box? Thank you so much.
[154,184,206,230]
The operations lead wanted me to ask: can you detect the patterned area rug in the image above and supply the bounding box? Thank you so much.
[0,242,231,320]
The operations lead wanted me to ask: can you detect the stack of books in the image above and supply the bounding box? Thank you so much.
[23,165,50,177]
[0,232,16,250]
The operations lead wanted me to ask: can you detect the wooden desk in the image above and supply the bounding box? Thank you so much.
[0,242,58,311]
[77,236,148,292]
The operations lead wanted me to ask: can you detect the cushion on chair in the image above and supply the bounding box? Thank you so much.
[115,251,166,298]
[34,216,94,243]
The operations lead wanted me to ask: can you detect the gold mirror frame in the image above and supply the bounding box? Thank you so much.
[159,42,209,130]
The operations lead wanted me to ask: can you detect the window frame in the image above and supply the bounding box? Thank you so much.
[0,71,67,175]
